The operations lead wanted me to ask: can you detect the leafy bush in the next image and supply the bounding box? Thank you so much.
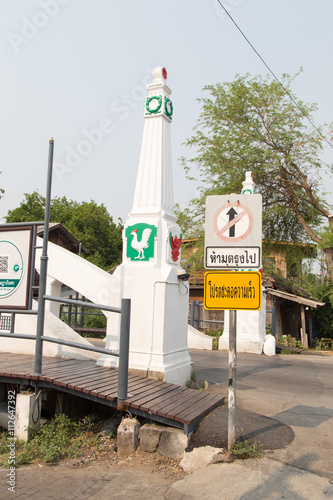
[277,335,302,349]
[204,328,223,337]
[314,303,333,340]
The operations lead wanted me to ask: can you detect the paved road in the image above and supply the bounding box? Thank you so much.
[190,350,333,478]
[1,350,332,499]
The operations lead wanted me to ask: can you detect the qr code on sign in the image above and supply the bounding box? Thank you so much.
[0,256,9,273]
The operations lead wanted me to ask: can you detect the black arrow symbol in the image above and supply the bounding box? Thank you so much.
[226,207,238,237]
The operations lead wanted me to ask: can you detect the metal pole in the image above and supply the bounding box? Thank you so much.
[190,300,195,327]
[68,295,72,326]
[272,305,276,338]
[196,301,200,329]
[117,298,131,408]
[228,309,237,451]
[80,296,85,328]
[10,313,15,334]
[74,292,79,327]
[34,138,54,375]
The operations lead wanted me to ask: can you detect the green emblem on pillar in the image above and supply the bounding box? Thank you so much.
[126,223,157,261]
[145,95,162,115]
[164,97,173,119]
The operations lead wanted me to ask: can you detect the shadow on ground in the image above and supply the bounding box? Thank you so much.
[187,406,295,451]
[271,405,333,428]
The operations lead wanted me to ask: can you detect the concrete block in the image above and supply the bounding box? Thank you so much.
[0,402,8,430]
[157,427,188,460]
[188,325,213,350]
[15,391,41,441]
[263,334,276,356]
[139,423,164,453]
[180,446,223,472]
[117,418,140,456]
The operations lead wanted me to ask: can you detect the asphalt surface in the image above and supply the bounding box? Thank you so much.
[190,349,333,478]
[187,405,295,451]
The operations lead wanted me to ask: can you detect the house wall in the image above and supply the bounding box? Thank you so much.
[49,232,73,252]
[263,250,287,278]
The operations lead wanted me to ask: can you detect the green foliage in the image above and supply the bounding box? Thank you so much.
[319,227,333,251]
[174,203,203,239]
[5,191,123,270]
[314,338,333,350]
[204,328,223,337]
[231,438,263,459]
[60,305,107,332]
[277,335,303,349]
[181,236,205,272]
[307,279,333,339]
[0,429,9,455]
[314,302,333,339]
[204,328,223,350]
[82,308,107,330]
[0,414,100,466]
[180,71,333,278]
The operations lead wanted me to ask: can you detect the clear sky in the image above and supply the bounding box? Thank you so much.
[1,0,332,223]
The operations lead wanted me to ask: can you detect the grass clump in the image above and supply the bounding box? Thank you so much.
[231,438,263,459]
[186,369,206,390]
[0,413,102,466]
[204,328,223,350]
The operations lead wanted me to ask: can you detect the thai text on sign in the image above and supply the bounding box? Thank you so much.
[205,247,260,269]
[204,271,261,310]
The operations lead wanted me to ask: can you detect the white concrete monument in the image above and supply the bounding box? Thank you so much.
[98,67,193,385]
[219,172,267,354]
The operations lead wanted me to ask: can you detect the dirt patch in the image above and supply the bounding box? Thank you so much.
[58,436,186,481]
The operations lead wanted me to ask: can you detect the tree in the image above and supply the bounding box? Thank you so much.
[180,72,333,280]
[6,191,123,270]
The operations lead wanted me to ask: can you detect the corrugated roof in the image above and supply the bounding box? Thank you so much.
[267,289,325,308]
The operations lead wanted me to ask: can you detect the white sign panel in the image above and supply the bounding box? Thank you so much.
[205,194,262,269]
[0,226,33,309]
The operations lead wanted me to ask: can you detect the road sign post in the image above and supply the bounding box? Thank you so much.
[204,191,263,452]
[228,309,236,451]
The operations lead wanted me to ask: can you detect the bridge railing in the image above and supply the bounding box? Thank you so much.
[0,140,131,406]
[0,297,131,403]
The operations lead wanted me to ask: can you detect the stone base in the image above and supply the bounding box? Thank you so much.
[139,423,188,459]
[15,392,41,441]
[219,336,263,354]
[117,417,140,456]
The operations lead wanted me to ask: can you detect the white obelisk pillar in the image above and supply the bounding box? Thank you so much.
[99,67,192,385]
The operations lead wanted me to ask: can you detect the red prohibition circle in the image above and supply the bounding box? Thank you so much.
[213,202,254,242]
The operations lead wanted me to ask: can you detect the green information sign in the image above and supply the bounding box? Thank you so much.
[0,226,33,309]
[0,241,24,298]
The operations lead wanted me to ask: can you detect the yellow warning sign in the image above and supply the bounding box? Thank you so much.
[204,271,261,310]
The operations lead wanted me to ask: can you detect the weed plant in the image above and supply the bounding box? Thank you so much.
[0,413,102,466]
[204,328,223,350]
[231,438,263,459]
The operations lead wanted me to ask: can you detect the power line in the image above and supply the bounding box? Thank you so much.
[216,0,333,150]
